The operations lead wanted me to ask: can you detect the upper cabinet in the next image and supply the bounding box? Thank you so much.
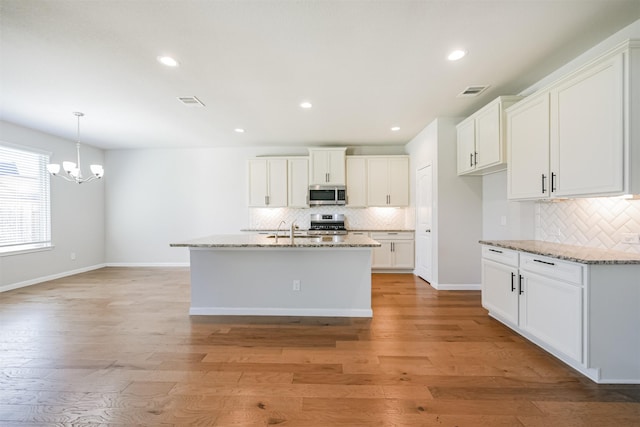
[456,96,522,176]
[248,158,288,207]
[288,157,309,208]
[346,156,367,207]
[507,93,551,200]
[508,40,639,200]
[309,147,347,185]
[367,156,409,207]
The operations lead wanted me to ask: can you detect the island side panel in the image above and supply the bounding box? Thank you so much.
[188,247,373,317]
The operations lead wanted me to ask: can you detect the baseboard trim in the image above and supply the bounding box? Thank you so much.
[105,262,190,267]
[0,263,107,293]
[189,307,373,318]
[430,283,481,291]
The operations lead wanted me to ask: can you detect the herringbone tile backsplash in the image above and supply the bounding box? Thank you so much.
[536,198,640,254]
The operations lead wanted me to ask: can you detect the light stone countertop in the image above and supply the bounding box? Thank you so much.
[171,234,381,248]
[480,240,640,265]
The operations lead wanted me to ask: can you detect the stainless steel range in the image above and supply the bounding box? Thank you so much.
[308,213,347,235]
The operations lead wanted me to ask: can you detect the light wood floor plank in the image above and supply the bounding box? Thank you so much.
[0,268,638,426]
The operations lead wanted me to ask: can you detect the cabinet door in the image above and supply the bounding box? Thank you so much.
[507,93,550,200]
[288,158,308,207]
[248,159,268,207]
[475,102,502,169]
[346,157,367,207]
[392,240,415,269]
[371,241,393,268]
[481,259,519,326]
[310,151,329,185]
[457,119,476,174]
[367,158,390,206]
[550,54,624,197]
[388,158,409,206]
[327,150,346,185]
[266,159,287,207]
[520,272,583,363]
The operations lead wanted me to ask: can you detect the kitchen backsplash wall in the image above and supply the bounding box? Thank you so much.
[248,206,413,231]
[536,197,640,254]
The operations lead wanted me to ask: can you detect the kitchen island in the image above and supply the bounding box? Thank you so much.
[170,234,381,317]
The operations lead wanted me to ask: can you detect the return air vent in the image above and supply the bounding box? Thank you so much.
[457,85,490,97]
[177,96,205,107]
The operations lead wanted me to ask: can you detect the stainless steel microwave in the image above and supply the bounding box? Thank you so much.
[309,185,346,206]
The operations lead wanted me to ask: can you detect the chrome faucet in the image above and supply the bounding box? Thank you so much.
[290,220,298,240]
[275,220,286,243]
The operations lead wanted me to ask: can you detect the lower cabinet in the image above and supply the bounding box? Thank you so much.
[482,244,640,384]
[371,232,414,270]
[519,264,583,363]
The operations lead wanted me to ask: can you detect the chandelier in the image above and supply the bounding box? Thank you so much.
[47,112,104,183]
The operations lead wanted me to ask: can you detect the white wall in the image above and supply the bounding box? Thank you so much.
[406,118,483,289]
[106,147,268,265]
[105,145,410,265]
[0,121,105,291]
[482,171,535,240]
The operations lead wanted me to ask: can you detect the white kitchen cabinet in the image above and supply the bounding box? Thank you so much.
[519,255,583,363]
[346,156,367,207]
[309,147,346,185]
[288,157,309,208]
[508,41,639,200]
[371,232,414,270]
[507,93,550,199]
[367,157,409,207]
[481,246,519,327]
[457,96,522,176]
[482,243,640,384]
[549,53,624,197]
[482,246,583,364]
[248,158,287,207]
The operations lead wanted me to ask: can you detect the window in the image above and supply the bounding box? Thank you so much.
[0,143,51,254]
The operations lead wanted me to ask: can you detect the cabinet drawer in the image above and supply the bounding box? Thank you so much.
[482,246,519,267]
[349,231,369,237]
[520,253,583,285]
[371,232,413,240]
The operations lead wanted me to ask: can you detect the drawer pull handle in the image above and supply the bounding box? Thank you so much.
[533,259,555,266]
[489,249,503,254]
[511,272,515,292]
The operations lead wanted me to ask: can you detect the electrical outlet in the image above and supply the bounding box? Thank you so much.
[621,233,640,244]
[70,252,76,260]
[292,280,301,291]
[500,216,507,226]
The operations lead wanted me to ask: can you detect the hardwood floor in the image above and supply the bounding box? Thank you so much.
[1,268,639,426]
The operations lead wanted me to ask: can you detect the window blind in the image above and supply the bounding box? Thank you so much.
[0,143,51,252]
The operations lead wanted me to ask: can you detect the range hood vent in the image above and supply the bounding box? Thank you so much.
[177,96,206,107]
[457,85,490,97]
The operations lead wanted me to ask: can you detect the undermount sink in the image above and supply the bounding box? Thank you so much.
[266,234,345,243]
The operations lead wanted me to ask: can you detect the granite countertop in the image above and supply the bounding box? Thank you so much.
[480,240,640,265]
[171,234,381,248]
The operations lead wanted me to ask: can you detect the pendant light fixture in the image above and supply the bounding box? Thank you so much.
[47,112,104,183]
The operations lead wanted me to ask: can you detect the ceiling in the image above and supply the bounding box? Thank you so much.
[1,1,639,150]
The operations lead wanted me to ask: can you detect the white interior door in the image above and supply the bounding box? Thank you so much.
[415,165,433,282]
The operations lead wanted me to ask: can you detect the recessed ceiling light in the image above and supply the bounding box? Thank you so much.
[447,50,466,61]
[157,56,179,67]
[390,126,401,131]
[300,101,313,109]
[234,128,245,133]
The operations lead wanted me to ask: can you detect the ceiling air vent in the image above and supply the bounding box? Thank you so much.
[177,96,205,107]
[457,85,490,98]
